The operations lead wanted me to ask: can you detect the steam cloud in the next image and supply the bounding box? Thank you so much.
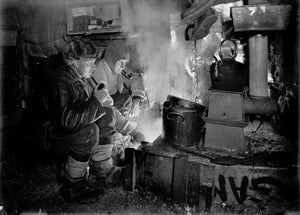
[129,0,195,142]
[130,0,194,106]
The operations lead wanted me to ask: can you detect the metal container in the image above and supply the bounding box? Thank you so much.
[162,95,206,147]
[166,95,206,111]
[211,40,247,92]
[211,59,247,92]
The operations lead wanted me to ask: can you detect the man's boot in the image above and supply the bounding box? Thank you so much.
[90,142,124,185]
[60,176,103,204]
[60,156,103,203]
[89,158,124,185]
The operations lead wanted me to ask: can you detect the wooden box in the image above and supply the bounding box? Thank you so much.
[123,137,298,210]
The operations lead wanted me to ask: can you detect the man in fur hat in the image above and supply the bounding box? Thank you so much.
[43,39,122,203]
[92,40,147,144]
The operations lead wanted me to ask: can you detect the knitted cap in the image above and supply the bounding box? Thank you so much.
[104,40,130,71]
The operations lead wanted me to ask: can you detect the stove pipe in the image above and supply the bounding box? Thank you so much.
[242,34,279,115]
[249,34,269,97]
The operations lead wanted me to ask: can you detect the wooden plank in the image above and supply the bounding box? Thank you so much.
[187,162,199,210]
[231,5,292,32]
[199,183,214,211]
[199,164,215,211]
[135,150,146,191]
[123,148,135,191]
[140,141,180,158]
[157,156,174,198]
[145,152,160,194]
[213,165,298,205]
[172,154,188,204]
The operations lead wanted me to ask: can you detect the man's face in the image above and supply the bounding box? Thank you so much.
[78,58,96,78]
[114,59,129,74]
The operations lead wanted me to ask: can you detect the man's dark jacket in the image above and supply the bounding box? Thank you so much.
[43,65,106,134]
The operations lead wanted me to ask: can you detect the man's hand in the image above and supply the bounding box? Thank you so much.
[129,129,145,143]
[129,97,140,117]
[94,85,114,107]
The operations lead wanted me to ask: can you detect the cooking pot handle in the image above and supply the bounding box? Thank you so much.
[163,101,173,110]
[167,112,184,122]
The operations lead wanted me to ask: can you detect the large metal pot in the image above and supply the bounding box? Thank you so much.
[162,96,206,147]
[166,95,205,111]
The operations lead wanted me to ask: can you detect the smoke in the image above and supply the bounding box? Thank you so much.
[131,0,170,105]
[136,110,162,143]
[130,0,193,106]
[129,0,196,142]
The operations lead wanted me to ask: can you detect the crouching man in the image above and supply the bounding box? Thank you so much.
[42,39,120,203]
[92,40,147,143]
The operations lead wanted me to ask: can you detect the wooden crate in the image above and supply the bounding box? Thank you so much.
[123,140,217,212]
[124,138,298,211]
